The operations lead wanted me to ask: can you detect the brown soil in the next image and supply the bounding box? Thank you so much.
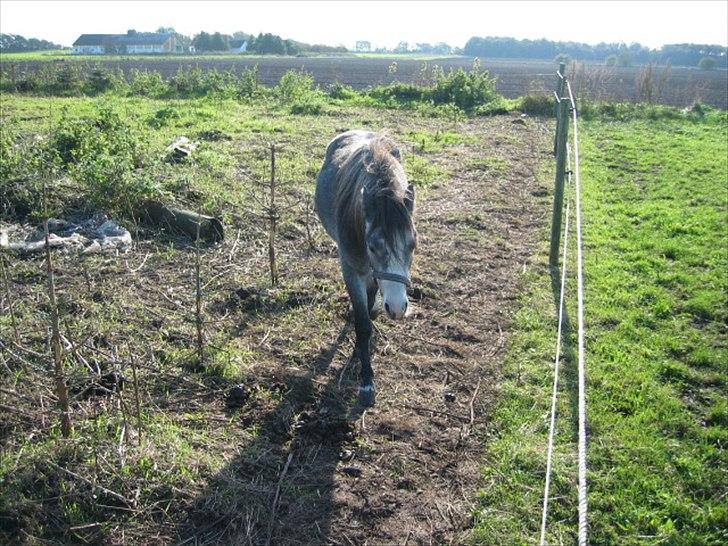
[5,56,727,108]
[0,112,552,545]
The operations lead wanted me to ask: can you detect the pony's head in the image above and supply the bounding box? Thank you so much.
[361,140,417,320]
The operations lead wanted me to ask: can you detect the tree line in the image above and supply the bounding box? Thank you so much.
[463,36,727,67]
[0,33,63,52]
[190,31,345,54]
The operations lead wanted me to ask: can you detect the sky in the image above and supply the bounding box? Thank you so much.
[1,0,727,50]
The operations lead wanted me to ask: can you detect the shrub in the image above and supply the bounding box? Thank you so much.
[290,95,326,115]
[50,105,160,215]
[429,61,499,110]
[367,82,424,103]
[48,64,84,96]
[520,94,555,116]
[605,55,618,67]
[698,57,716,70]
[148,105,182,128]
[0,126,52,219]
[128,69,168,97]
[328,82,357,100]
[236,65,260,98]
[85,67,125,95]
[276,70,315,102]
[554,53,570,64]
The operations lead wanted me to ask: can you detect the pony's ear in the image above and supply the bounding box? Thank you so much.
[405,183,415,213]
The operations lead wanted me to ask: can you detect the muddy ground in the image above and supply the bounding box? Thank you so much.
[0,111,552,545]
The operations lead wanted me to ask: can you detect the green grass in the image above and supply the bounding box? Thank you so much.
[474,111,728,544]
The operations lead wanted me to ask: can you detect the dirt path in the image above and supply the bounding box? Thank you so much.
[175,116,552,545]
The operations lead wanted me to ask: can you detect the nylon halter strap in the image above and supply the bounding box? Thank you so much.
[372,270,412,287]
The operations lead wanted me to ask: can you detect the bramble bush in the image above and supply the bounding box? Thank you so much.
[50,104,161,215]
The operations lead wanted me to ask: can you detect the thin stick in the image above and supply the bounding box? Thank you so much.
[400,403,468,423]
[265,451,294,546]
[304,197,316,251]
[469,379,481,426]
[46,461,131,507]
[44,205,72,438]
[268,143,278,286]
[0,252,19,343]
[195,208,204,365]
[130,354,143,446]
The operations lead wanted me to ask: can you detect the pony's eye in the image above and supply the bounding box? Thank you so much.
[367,244,376,254]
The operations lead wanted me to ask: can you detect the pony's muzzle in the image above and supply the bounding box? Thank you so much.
[384,298,408,320]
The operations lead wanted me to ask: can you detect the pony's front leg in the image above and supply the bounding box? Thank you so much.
[342,263,375,406]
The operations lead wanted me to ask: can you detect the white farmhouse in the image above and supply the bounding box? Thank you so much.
[72,30,180,54]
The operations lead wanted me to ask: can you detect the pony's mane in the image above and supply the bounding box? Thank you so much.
[334,134,414,253]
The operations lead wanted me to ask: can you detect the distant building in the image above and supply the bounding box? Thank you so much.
[230,40,248,53]
[72,30,180,54]
[356,41,371,53]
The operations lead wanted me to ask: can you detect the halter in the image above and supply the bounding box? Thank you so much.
[372,270,412,287]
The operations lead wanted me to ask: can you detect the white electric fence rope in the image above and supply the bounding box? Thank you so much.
[539,167,571,546]
[540,74,589,545]
[567,80,589,546]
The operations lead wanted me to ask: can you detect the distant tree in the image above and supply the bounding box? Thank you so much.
[617,49,632,67]
[157,27,191,51]
[192,31,229,51]
[233,31,253,42]
[462,35,727,67]
[698,57,717,70]
[210,32,230,51]
[284,39,300,55]
[192,32,210,51]
[250,33,287,55]
[605,54,618,67]
[0,33,62,52]
[394,41,409,53]
[555,53,570,64]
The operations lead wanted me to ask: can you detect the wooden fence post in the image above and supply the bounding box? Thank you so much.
[554,62,566,154]
[549,98,570,267]
[268,144,278,287]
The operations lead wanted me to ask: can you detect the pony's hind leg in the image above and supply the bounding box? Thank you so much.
[342,263,376,406]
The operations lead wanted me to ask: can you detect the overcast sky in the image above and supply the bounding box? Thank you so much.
[2,1,727,50]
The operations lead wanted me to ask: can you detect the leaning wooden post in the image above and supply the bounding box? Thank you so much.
[549,97,570,268]
[268,144,279,287]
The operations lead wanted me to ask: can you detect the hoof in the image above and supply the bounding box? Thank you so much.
[358,384,376,407]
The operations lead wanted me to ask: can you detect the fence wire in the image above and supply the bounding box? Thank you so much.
[540,69,589,546]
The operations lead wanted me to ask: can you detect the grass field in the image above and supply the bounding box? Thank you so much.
[1,78,726,544]
[474,111,728,544]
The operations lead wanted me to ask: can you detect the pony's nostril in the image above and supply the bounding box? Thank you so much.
[385,303,391,315]
[403,301,408,313]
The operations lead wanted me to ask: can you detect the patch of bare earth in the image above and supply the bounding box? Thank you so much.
[175,116,552,545]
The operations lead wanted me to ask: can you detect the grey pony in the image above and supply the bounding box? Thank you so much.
[315,130,417,406]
